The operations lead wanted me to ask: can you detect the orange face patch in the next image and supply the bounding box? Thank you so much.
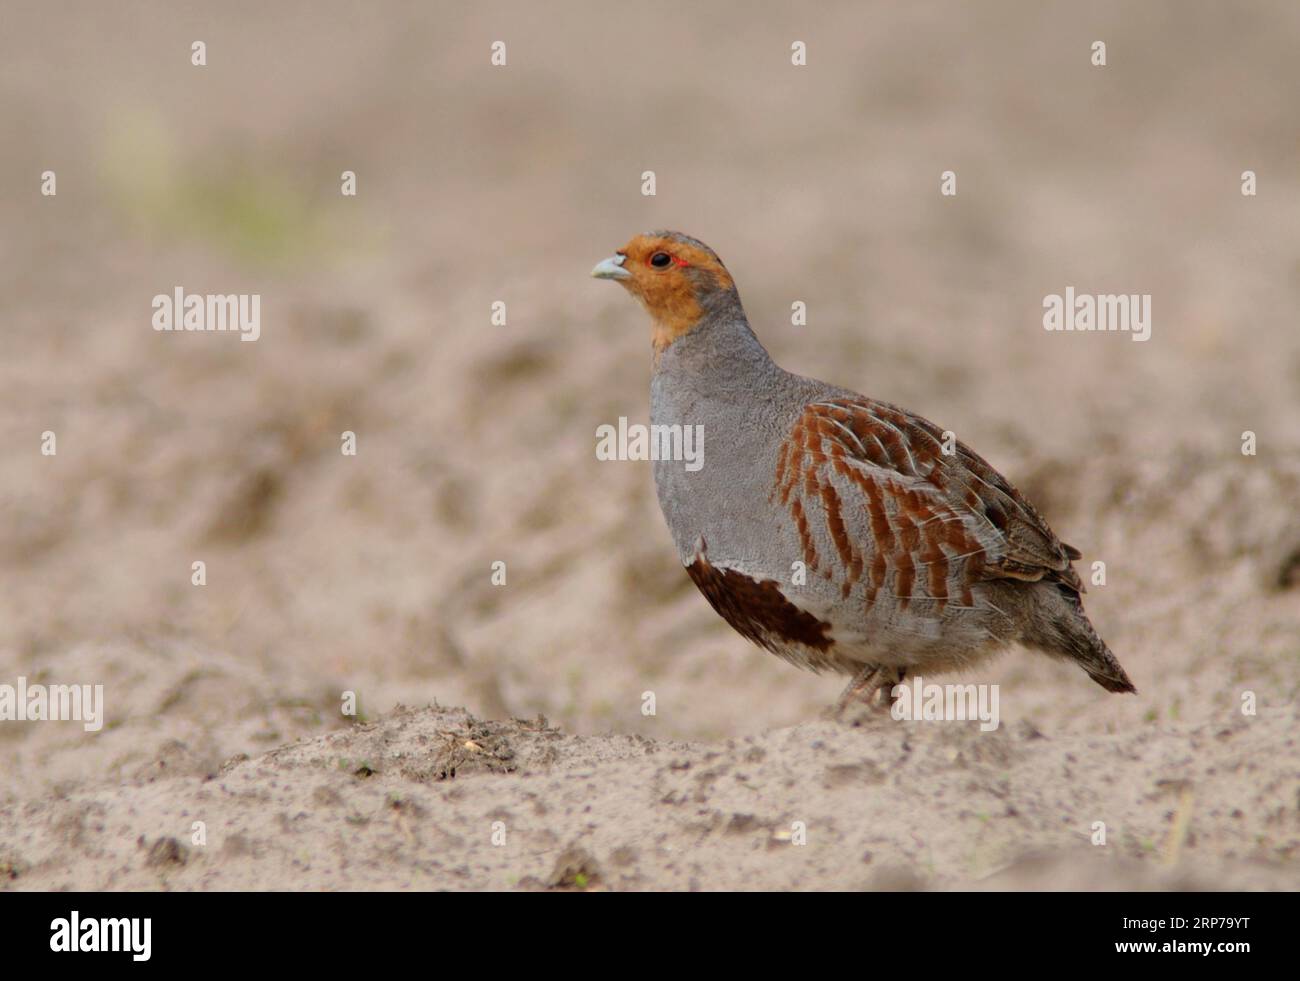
[613,234,735,352]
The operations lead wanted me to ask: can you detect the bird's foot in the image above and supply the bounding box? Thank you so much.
[832,665,904,724]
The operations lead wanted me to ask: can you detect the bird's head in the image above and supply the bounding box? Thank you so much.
[591,231,737,352]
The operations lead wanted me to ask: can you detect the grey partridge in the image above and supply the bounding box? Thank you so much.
[592,231,1136,708]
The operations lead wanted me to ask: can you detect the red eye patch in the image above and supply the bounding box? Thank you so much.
[647,252,691,269]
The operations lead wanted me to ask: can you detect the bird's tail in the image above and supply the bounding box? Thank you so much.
[1023,584,1137,694]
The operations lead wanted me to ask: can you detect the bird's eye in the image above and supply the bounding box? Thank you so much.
[649,252,673,268]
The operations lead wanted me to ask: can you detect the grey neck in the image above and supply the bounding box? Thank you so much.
[653,298,789,401]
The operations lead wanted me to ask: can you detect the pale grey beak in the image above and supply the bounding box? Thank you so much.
[591,254,631,281]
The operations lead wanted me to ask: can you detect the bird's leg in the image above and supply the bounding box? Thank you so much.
[869,668,906,710]
[835,664,883,715]
[835,665,905,717]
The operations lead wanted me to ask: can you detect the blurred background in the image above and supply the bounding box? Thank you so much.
[2,1,1297,800]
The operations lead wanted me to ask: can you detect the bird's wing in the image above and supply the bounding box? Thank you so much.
[772,397,1083,610]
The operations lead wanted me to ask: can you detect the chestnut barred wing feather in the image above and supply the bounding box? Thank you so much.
[773,398,1084,609]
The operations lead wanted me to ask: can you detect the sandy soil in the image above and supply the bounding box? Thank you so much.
[1,1,1297,890]
[3,701,1298,891]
